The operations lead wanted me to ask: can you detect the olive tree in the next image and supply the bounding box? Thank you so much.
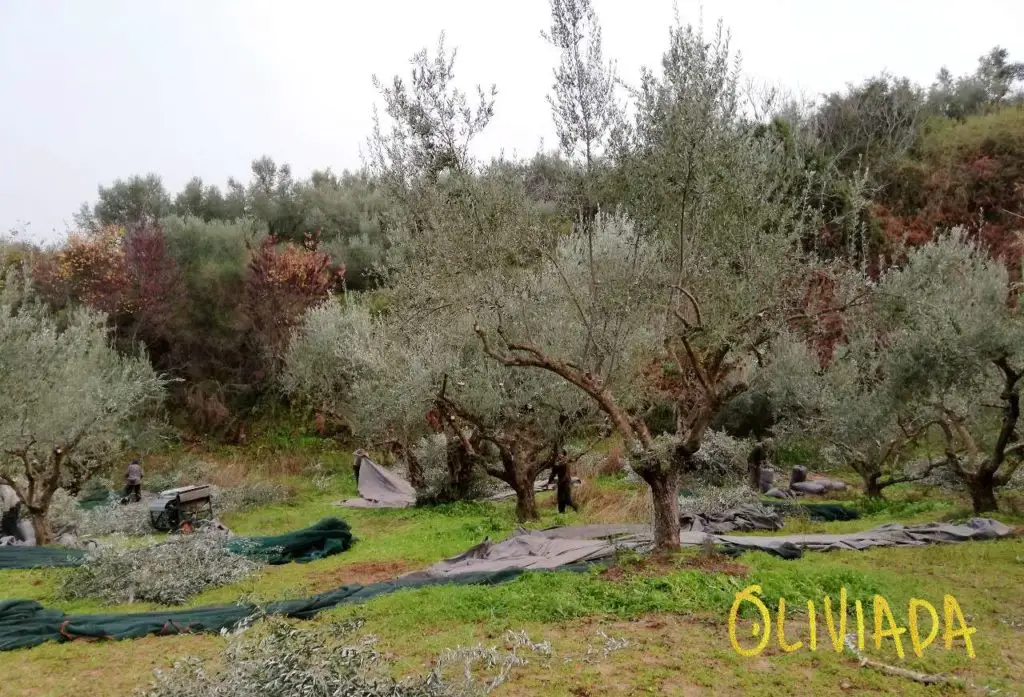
[328,37,600,520]
[284,291,593,520]
[475,18,845,549]
[0,271,165,543]
[762,325,939,498]
[282,297,442,489]
[873,232,1024,512]
[433,329,596,521]
[542,0,617,174]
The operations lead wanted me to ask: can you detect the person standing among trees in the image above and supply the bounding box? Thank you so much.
[122,459,143,503]
[747,438,774,493]
[1,484,22,538]
[548,449,578,514]
[353,449,368,482]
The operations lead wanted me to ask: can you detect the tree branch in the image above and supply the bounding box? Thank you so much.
[0,472,29,509]
[671,285,703,329]
[474,323,650,452]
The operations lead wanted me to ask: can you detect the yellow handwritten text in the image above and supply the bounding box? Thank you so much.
[728,585,977,659]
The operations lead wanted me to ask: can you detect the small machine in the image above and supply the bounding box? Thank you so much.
[148,485,214,532]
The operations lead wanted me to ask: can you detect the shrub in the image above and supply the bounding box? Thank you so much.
[139,617,549,697]
[678,485,767,517]
[62,535,262,605]
[412,434,496,503]
[144,460,208,493]
[687,431,751,486]
[77,502,154,537]
[213,481,291,514]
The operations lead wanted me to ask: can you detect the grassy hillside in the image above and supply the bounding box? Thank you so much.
[1,446,1022,697]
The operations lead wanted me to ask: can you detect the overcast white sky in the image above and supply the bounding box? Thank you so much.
[1,0,1021,243]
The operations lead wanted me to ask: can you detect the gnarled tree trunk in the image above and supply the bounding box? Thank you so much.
[439,438,478,502]
[641,467,680,550]
[966,471,998,513]
[29,509,51,546]
[501,446,542,523]
[511,476,540,522]
[863,470,885,498]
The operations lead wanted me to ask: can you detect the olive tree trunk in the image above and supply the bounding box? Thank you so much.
[967,472,998,513]
[642,468,680,550]
[27,506,52,546]
[512,479,540,522]
[863,471,885,498]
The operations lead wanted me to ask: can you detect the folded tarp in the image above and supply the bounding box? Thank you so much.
[226,517,353,564]
[0,518,354,570]
[338,456,416,509]
[679,504,785,534]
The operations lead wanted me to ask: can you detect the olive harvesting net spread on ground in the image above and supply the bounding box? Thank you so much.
[0,519,1013,652]
[0,517,354,570]
[0,546,87,570]
[761,501,861,521]
[0,567,534,652]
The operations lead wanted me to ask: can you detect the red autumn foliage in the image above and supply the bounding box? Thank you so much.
[871,109,1024,276]
[120,224,188,345]
[54,225,131,314]
[40,223,187,367]
[243,231,341,373]
[793,270,847,367]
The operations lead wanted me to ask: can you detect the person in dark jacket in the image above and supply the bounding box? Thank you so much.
[122,459,143,503]
[353,449,368,483]
[747,438,774,493]
[548,449,578,514]
[1,484,22,538]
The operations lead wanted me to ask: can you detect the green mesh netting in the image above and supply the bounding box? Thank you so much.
[226,517,354,565]
[76,482,116,510]
[0,567,534,651]
[0,517,354,570]
[0,546,87,570]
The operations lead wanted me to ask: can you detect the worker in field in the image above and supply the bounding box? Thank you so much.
[1,484,22,538]
[747,438,774,492]
[353,449,368,482]
[548,449,578,514]
[122,458,143,503]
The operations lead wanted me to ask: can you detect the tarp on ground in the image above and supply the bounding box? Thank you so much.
[402,524,651,581]
[0,518,354,570]
[679,518,1012,556]
[763,501,860,522]
[406,518,1014,577]
[338,457,416,509]
[0,546,87,570]
[679,504,784,534]
[0,518,1013,651]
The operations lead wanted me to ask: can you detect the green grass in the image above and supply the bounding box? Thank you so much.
[1,454,1022,697]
